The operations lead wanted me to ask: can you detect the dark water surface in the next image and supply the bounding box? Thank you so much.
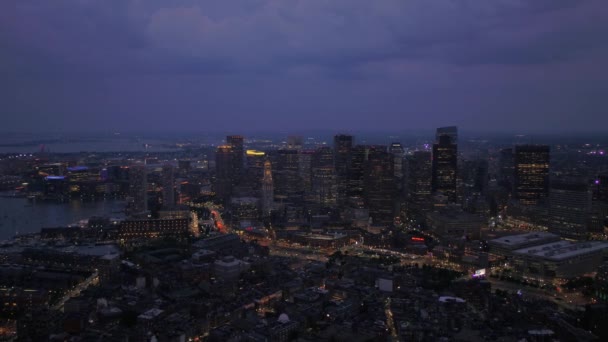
[0,194,125,240]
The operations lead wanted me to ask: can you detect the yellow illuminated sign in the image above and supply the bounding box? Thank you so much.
[246,150,265,156]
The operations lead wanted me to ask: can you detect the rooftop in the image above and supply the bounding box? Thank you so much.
[488,232,559,249]
[215,256,244,267]
[513,241,608,261]
[294,233,346,241]
[138,308,164,320]
[231,197,259,205]
[60,244,120,257]
[438,296,466,303]
[427,209,486,221]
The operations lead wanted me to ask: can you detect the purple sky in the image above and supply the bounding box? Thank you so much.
[2,0,607,133]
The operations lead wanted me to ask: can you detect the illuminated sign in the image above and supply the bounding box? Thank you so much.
[472,268,486,278]
[246,150,265,156]
[411,237,425,242]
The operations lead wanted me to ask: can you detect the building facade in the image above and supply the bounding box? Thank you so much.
[334,134,353,204]
[514,145,550,206]
[432,135,458,203]
[128,165,148,215]
[261,159,274,214]
[549,178,592,238]
[161,164,175,209]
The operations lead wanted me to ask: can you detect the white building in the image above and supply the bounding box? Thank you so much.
[510,241,608,279]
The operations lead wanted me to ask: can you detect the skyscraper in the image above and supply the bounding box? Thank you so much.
[406,151,432,221]
[161,164,175,209]
[215,145,234,202]
[274,149,302,202]
[514,145,550,206]
[312,147,337,206]
[129,165,148,215]
[549,178,591,238]
[349,145,370,199]
[243,149,266,192]
[432,134,458,202]
[461,159,489,195]
[389,142,405,193]
[298,150,315,195]
[226,135,244,178]
[364,148,396,224]
[594,173,608,201]
[261,159,274,214]
[436,126,458,144]
[246,149,266,169]
[334,134,353,204]
[498,148,515,191]
[287,135,303,150]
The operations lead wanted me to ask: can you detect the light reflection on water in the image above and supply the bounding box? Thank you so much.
[0,194,125,240]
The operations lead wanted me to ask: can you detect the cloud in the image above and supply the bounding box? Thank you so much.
[2,0,606,76]
[1,0,607,133]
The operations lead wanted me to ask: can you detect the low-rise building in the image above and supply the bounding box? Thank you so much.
[118,218,190,242]
[488,232,560,259]
[193,234,242,256]
[231,197,260,222]
[510,241,608,279]
[214,256,250,281]
[426,208,485,239]
[290,232,349,248]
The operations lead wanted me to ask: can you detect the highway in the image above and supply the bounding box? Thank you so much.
[53,270,99,311]
[385,297,398,341]
[184,201,230,234]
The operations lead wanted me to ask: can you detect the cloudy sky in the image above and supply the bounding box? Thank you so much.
[1,0,607,133]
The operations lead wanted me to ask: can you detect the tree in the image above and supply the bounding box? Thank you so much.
[120,310,138,328]
[288,330,299,341]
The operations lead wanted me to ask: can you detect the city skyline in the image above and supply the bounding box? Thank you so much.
[2,1,608,133]
[1,127,608,340]
[2,1,608,340]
